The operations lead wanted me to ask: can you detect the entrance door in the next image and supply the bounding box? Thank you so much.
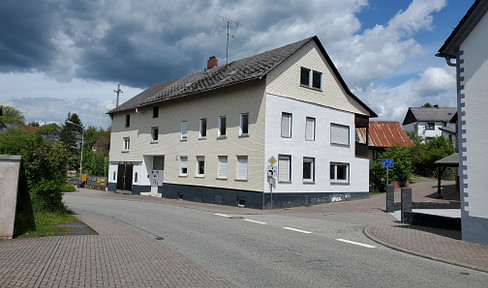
[151,170,159,195]
[116,163,133,191]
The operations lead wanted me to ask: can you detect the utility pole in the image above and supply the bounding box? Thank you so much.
[218,15,239,64]
[114,83,123,107]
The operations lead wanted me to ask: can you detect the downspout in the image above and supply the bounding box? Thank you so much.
[436,53,457,67]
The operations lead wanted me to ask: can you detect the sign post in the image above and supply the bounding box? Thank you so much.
[267,156,277,209]
[382,159,394,188]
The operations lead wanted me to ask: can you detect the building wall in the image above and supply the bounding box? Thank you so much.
[266,41,370,116]
[458,11,488,245]
[264,94,369,196]
[403,121,455,139]
[109,80,267,193]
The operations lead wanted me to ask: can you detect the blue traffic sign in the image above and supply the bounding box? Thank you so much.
[382,159,394,168]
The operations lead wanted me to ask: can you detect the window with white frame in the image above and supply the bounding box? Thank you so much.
[303,157,315,183]
[181,121,188,140]
[426,122,435,130]
[123,137,130,151]
[237,156,248,180]
[305,117,315,141]
[218,156,227,179]
[278,155,291,182]
[218,116,227,137]
[330,162,349,184]
[199,118,207,139]
[281,112,292,138]
[180,156,188,176]
[240,113,249,136]
[312,71,322,89]
[196,156,205,176]
[300,67,310,86]
[151,126,159,142]
[330,123,349,146]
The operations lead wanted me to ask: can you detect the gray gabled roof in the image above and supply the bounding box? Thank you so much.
[437,0,488,58]
[109,36,376,117]
[402,107,457,125]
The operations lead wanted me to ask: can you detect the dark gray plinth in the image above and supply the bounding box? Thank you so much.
[401,187,412,223]
[386,185,395,213]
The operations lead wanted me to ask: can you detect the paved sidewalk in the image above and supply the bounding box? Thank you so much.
[0,212,236,287]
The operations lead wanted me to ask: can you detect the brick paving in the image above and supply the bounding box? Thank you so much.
[364,224,488,273]
[0,212,236,288]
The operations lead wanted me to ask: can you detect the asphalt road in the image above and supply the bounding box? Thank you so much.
[64,192,488,288]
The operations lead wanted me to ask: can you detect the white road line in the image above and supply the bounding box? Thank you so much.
[336,239,376,248]
[243,219,267,225]
[214,213,231,218]
[283,227,312,234]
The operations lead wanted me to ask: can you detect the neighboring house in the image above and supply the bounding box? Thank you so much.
[107,36,377,209]
[402,106,457,141]
[21,125,41,133]
[356,121,413,162]
[436,0,488,245]
[44,128,60,142]
[92,131,110,154]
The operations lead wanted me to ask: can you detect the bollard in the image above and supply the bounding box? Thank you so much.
[401,187,412,223]
[386,185,395,213]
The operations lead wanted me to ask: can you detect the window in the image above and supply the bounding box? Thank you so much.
[330,163,349,184]
[153,106,159,118]
[240,113,249,136]
[113,171,116,181]
[237,156,248,180]
[281,112,292,138]
[278,155,291,182]
[312,71,322,89]
[196,156,205,176]
[426,122,435,130]
[134,172,138,183]
[180,156,188,176]
[125,114,130,128]
[199,118,207,139]
[300,67,310,86]
[151,127,159,142]
[181,121,188,140]
[303,157,315,183]
[305,117,315,141]
[218,116,227,137]
[330,123,350,146]
[123,137,130,151]
[218,156,227,179]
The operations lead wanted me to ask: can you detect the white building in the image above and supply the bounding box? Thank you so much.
[437,0,488,245]
[402,106,457,141]
[107,36,376,209]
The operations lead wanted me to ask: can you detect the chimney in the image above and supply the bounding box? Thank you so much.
[207,56,218,69]
[433,104,439,108]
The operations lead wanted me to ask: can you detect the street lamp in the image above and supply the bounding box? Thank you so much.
[66,120,84,183]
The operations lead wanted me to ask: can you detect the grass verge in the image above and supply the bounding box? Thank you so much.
[17,211,79,238]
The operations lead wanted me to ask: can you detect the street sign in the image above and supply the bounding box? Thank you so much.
[382,159,393,168]
[268,156,277,165]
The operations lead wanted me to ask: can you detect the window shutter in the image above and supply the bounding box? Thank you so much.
[278,156,290,181]
[330,124,349,145]
[218,156,227,178]
[306,117,315,140]
[281,113,291,137]
[237,157,247,179]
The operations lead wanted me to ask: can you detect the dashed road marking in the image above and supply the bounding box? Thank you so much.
[283,227,312,234]
[243,219,267,225]
[336,239,376,248]
[214,213,231,218]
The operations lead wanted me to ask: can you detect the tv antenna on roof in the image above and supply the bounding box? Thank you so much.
[218,15,239,64]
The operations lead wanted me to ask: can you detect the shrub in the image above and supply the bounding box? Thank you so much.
[370,146,412,192]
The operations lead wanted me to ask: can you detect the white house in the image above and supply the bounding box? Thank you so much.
[402,106,457,141]
[436,0,488,245]
[107,36,376,209]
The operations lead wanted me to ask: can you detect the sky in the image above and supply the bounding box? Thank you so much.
[0,0,474,128]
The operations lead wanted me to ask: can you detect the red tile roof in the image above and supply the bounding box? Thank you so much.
[358,121,413,148]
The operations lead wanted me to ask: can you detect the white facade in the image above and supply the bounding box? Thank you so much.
[457,10,488,245]
[403,121,455,140]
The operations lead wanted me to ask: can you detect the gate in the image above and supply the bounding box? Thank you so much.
[116,163,133,191]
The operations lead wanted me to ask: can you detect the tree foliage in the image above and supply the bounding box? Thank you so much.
[40,123,61,135]
[409,136,456,176]
[370,146,412,192]
[60,113,83,148]
[0,106,25,126]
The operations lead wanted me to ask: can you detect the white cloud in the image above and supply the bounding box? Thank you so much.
[413,66,456,95]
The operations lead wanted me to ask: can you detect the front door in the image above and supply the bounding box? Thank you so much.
[116,163,133,191]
